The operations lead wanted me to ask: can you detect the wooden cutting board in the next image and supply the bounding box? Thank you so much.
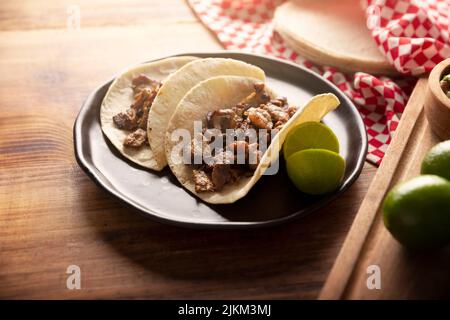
[319,78,450,299]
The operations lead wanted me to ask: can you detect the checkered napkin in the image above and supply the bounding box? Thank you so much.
[187,0,450,165]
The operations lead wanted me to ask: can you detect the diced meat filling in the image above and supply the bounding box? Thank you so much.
[247,142,262,170]
[247,107,273,129]
[112,74,160,148]
[132,74,158,88]
[207,109,237,132]
[193,169,215,193]
[211,163,231,191]
[112,109,136,131]
[123,128,147,148]
[191,83,296,193]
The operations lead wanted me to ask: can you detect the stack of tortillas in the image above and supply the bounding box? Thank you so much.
[274,0,397,75]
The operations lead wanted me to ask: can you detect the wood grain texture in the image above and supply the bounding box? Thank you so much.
[0,0,377,299]
[319,78,450,300]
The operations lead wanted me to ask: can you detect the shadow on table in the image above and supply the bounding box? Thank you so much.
[79,183,363,285]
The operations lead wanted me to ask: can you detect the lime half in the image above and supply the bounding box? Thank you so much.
[283,122,339,161]
[286,149,346,195]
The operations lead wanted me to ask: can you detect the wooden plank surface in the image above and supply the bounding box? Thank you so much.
[0,0,377,299]
[319,78,450,299]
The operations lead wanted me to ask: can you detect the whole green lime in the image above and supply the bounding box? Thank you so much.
[421,140,450,180]
[286,149,345,195]
[283,121,339,161]
[383,175,450,249]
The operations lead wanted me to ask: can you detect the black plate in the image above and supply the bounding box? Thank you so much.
[74,52,367,229]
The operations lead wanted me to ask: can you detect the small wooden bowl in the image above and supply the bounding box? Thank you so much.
[425,58,450,140]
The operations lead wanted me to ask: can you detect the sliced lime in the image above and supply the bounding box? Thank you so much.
[286,149,345,195]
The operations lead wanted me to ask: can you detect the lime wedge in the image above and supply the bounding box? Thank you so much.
[283,121,339,160]
[286,149,346,195]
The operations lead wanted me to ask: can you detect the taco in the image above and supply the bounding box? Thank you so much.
[147,58,265,171]
[165,75,340,204]
[100,56,196,169]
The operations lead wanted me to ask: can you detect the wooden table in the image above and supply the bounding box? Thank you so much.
[0,0,376,299]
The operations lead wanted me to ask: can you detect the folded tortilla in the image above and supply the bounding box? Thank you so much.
[148,58,265,171]
[100,56,196,169]
[165,75,340,204]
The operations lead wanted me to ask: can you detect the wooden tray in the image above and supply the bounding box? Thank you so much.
[319,78,450,299]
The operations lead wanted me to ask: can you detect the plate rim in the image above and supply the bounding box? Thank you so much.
[73,51,368,229]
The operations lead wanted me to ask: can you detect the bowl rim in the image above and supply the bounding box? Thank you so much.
[429,58,450,109]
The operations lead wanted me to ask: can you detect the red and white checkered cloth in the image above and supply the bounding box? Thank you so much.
[187,0,450,165]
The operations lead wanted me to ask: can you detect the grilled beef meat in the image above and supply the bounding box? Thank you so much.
[207,109,238,132]
[247,107,273,129]
[113,109,137,131]
[211,164,231,190]
[132,74,157,87]
[193,169,215,192]
[191,83,296,192]
[248,142,262,170]
[112,75,160,148]
[123,128,147,148]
